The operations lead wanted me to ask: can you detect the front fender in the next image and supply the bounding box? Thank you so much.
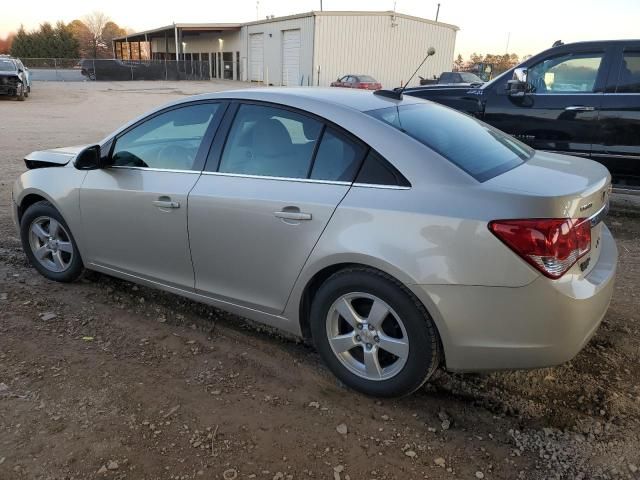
[14,166,89,259]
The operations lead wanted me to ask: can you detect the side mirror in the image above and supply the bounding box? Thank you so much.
[17,68,24,73]
[74,145,101,170]
[508,68,528,97]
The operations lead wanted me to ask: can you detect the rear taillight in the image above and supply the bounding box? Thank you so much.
[356,83,369,89]
[488,218,591,279]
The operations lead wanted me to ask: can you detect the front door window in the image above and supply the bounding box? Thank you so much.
[527,53,604,94]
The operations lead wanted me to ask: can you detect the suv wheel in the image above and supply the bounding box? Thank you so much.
[310,267,441,397]
[20,201,84,282]
[16,84,25,101]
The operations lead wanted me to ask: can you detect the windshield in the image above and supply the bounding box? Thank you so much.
[366,103,533,181]
[459,72,483,83]
[0,59,16,72]
[480,68,514,90]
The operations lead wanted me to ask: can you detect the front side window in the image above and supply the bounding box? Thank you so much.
[527,52,603,93]
[367,103,533,181]
[111,103,218,170]
[616,51,640,93]
[219,104,322,178]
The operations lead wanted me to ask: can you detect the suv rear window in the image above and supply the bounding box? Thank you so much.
[366,103,533,181]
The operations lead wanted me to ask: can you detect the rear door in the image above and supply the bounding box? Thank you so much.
[596,42,640,185]
[486,45,611,157]
[188,102,367,314]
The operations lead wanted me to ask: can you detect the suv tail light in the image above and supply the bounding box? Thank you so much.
[488,218,591,279]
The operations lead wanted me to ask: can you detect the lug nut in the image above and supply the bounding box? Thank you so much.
[366,343,372,349]
[368,324,375,331]
[357,324,363,330]
[374,336,380,343]
[355,335,361,341]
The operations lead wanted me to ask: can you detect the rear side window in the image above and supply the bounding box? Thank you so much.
[310,128,364,182]
[219,104,322,179]
[616,52,640,93]
[366,103,533,181]
[355,150,410,187]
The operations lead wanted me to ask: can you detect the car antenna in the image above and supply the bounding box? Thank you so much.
[374,47,436,101]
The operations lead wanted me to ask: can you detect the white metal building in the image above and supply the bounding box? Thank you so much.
[114,11,458,88]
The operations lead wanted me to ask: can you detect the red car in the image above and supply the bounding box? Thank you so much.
[330,74,382,90]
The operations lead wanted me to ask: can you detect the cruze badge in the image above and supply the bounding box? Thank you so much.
[579,202,593,212]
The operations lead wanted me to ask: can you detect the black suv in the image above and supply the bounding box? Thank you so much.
[404,40,640,187]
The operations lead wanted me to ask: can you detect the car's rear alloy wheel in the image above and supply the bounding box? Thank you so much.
[326,293,409,381]
[20,201,84,282]
[311,267,440,397]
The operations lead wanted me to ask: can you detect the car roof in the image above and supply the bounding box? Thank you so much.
[189,87,424,113]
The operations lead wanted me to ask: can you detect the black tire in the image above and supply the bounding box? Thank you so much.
[310,267,441,397]
[20,201,84,282]
[16,84,25,101]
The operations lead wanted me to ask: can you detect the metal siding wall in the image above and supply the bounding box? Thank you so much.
[313,14,457,88]
[244,16,314,86]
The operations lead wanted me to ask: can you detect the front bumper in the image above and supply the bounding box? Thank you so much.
[410,224,618,371]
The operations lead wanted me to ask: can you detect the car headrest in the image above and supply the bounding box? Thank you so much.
[253,118,293,157]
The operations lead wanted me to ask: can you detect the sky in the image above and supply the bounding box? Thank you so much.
[2,0,639,59]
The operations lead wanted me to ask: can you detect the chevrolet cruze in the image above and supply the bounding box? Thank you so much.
[12,88,617,397]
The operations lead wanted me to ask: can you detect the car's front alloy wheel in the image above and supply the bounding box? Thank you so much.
[20,201,84,282]
[311,267,441,397]
[28,216,75,273]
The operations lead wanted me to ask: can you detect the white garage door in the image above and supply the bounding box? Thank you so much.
[281,29,301,86]
[249,33,264,82]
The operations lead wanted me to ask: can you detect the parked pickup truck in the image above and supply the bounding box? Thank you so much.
[404,40,640,187]
[419,71,484,86]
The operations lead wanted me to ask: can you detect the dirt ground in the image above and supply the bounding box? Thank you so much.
[0,81,639,480]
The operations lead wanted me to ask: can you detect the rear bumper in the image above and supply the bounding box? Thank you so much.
[410,224,617,371]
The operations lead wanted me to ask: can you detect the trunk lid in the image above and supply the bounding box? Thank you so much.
[485,151,611,277]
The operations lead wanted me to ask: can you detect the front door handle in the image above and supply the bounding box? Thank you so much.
[274,210,312,221]
[153,199,180,209]
[564,105,596,111]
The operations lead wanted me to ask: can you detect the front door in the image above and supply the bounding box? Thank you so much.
[188,102,366,314]
[80,102,223,288]
[486,49,608,157]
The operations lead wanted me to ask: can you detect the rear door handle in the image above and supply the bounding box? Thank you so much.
[153,200,180,209]
[274,210,312,221]
[564,105,596,111]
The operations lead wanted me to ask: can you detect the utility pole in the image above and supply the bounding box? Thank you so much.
[435,3,441,21]
[320,0,323,11]
[256,0,259,20]
[505,32,511,53]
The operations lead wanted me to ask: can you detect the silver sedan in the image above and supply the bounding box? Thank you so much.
[12,88,617,397]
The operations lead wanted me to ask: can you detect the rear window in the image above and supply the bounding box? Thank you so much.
[358,75,377,83]
[366,103,533,181]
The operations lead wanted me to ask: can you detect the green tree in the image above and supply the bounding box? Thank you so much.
[9,22,79,58]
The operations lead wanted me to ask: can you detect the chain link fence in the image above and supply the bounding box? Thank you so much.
[22,58,215,82]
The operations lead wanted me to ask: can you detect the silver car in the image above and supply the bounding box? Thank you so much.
[12,88,617,397]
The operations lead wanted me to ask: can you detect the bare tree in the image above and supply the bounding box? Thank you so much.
[83,11,110,58]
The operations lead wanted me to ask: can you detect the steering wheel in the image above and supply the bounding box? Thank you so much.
[156,144,195,170]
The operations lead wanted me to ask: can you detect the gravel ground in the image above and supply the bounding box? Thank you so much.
[0,81,639,480]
